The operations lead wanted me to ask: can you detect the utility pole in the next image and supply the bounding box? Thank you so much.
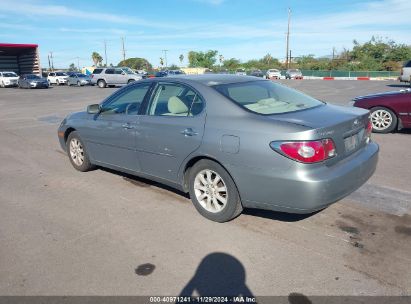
[162,50,169,69]
[49,52,54,71]
[75,57,80,71]
[332,47,336,60]
[285,8,291,69]
[121,37,126,62]
[289,50,292,66]
[104,40,108,67]
[47,54,51,71]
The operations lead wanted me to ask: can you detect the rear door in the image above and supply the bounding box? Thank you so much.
[104,68,115,84]
[136,81,206,182]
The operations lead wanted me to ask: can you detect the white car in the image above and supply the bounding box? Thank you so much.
[0,71,19,87]
[47,72,69,85]
[265,69,282,79]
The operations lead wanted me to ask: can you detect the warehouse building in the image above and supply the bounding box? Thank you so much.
[0,43,41,75]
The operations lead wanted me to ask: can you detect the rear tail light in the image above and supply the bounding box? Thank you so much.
[365,119,372,143]
[270,139,336,163]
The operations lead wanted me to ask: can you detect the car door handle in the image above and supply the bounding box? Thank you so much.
[180,128,198,136]
[122,123,135,129]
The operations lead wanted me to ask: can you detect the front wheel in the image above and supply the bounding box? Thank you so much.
[370,106,397,133]
[188,160,243,222]
[77,81,81,86]
[66,131,95,172]
[97,79,106,88]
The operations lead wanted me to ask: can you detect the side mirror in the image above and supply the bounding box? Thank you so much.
[87,104,101,114]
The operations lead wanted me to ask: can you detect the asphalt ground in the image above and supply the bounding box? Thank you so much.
[0,79,410,297]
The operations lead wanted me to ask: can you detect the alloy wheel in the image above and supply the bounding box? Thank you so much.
[69,138,84,166]
[194,169,228,213]
[371,109,392,131]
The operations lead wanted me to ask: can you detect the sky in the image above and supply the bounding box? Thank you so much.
[0,0,410,69]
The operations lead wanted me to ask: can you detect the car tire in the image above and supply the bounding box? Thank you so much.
[56,80,60,86]
[188,159,243,222]
[370,106,397,133]
[1,81,4,88]
[77,81,81,86]
[66,131,95,172]
[127,79,135,84]
[97,79,106,88]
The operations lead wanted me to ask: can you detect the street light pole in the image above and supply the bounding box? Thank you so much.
[285,8,291,69]
[162,50,169,69]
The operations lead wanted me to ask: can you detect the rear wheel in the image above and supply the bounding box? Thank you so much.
[66,131,94,172]
[128,79,135,84]
[1,81,4,88]
[370,106,397,133]
[97,79,106,88]
[188,159,243,222]
[56,80,60,86]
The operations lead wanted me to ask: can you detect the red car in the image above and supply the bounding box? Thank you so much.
[352,89,411,133]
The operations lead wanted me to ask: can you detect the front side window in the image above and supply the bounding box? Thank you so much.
[101,84,151,115]
[4,72,17,77]
[147,83,204,117]
[115,68,124,75]
[56,72,67,76]
[213,80,323,115]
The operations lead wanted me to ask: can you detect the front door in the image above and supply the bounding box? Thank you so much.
[136,81,206,182]
[80,83,152,172]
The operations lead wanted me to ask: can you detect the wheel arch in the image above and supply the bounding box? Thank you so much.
[181,155,241,203]
[64,127,77,143]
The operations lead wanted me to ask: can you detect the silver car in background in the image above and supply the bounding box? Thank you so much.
[91,67,143,88]
[67,73,91,86]
[58,75,378,222]
[285,69,303,79]
[0,71,19,87]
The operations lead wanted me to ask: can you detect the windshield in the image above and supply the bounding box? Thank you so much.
[213,80,323,115]
[56,72,67,76]
[236,69,245,72]
[77,74,87,78]
[121,67,135,75]
[26,75,41,79]
[4,72,17,77]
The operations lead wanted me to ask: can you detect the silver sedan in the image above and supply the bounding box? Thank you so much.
[58,75,378,222]
[67,73,91,86]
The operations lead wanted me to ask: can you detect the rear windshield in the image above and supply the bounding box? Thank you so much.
[213,80,323,115]
[56,72,67,76]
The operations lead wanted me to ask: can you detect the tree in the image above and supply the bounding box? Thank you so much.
[117,57,152,70]
[159,57,164,67]
[222,58,241,70]
[168,64,179,70]
[68,63,77,71]
[188,50,218,68]
[91,52,103,67]
[179,54,184,65]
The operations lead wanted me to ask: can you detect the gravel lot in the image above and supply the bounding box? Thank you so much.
[0,80,410,297]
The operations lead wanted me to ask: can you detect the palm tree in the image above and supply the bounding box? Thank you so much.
[91,52,103,67]
[179,54,184,66]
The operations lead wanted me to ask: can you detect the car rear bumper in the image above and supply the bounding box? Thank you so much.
[231,142,379,214]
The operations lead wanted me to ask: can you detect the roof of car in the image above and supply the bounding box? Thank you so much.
[163,74,264,86]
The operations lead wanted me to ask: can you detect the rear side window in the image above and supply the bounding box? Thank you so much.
[93,69,103,74]
[213,80,323,115]
[105,69,114,74]
[404,60,411,68]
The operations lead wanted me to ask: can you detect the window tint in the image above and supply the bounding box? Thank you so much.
[56,72,66,76]
[405,60,411,68]
[93,69,103,74]
[105,69,114,74]
[147,83,204,117]
[101,84,151,115]
[213,81,323,115]
[115,68,124,75]
[49,73,55,76]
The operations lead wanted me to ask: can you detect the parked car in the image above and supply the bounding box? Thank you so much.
[265,69,282,79]
[167,70,186,76]
[250,69,264,77]
[285,69,303,79]
[352,89,411,133]
[18,74,49,89]
[235,68,247,76]
[67,73,92,86]
[0,71,19,87]
[90,67,143,88]
[58,75,378,222]
[398,60,411,84]
[218,69,230,74]
[47,72,69,85]
[154,71,168,77]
